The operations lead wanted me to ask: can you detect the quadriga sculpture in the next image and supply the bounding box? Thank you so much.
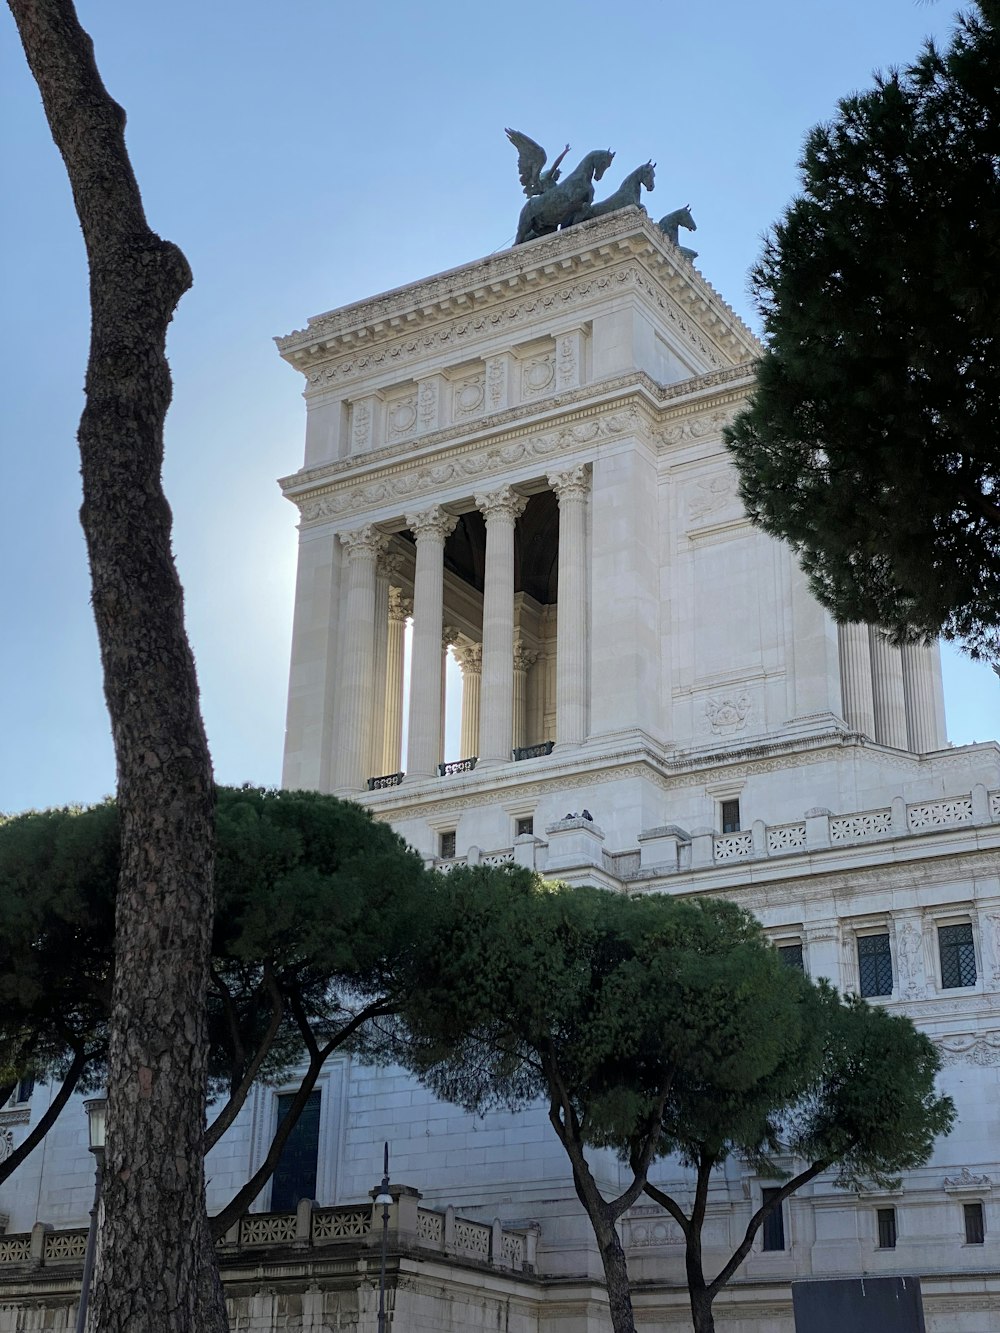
[510,133,615,244]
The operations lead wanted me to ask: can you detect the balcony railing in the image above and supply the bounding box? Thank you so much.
[512,740,555,761]
[438,757,478,776]
[367,771,404,791]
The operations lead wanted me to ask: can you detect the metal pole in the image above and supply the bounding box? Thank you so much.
[74,1148,103,1333]
[377,1141,390,1333]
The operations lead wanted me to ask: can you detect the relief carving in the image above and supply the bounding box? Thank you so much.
[705,693,751,735]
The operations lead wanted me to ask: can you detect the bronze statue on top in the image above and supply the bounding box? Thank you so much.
[506,130,697,260]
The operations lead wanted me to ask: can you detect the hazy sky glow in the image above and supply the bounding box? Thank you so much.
[1,0,996,812]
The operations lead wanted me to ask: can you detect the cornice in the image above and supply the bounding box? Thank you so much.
[276,211,761,376]
[279,365,756,525]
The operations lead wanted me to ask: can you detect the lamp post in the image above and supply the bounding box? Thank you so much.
[374,1141,392,1333]
[75,1096,106,1333]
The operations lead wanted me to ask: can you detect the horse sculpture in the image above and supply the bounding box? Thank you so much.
[514,148,615,245]
[579,161,655,223]
[657,205,698,260]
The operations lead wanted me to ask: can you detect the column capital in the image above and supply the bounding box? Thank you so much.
[455,643,483,676]
[388,587,412,622]
[442,624,461,651]
[378,549,407,580]
[405,505,458,542]
[339,524,388,560]
[474,484,528,524]
[514,639,539,672]
[548,463,591,501]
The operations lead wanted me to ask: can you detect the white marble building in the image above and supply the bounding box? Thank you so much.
[2,209,999,1329]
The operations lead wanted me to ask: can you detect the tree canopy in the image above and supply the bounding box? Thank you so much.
[0,787,434,1234]
[725,0,1000,660]
[392,869,955,1333]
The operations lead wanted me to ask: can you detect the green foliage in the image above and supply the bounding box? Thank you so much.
[725,1,1000,659]
[397,871,813,1150]
[0,786,433,1112]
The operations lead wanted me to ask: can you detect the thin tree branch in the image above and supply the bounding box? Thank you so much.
[0,1045,91,1185]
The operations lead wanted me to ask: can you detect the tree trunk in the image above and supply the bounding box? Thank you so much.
[592,1215,639,1333]
[6,3,226,1330]
[689,1286,717,1333]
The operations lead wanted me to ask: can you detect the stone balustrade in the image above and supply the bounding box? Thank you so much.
[0,1197,536,1277]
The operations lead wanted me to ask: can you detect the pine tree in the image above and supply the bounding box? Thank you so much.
[726,1,1000,661]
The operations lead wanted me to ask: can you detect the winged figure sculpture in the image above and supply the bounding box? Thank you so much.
[505,128,571,198]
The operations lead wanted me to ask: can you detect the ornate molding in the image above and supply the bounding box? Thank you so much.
[942,1166,993,1192]
[277,212,759,369]
[295,408,637,526]
[387,587,411,622]
[513,640,539,673]
[934,1031,1000,1067]
[455,643,483,675]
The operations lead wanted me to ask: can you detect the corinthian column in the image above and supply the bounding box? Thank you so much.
[838,622,876,739]
[456,643,483,759]
[334,524,386,790]
[441,625,460,764]
[549,464,590,747]
[405,506,457,777]
[370,551,402,778]
[475,485,527,763]
[382,588,409,775]
[513,638,539,750]
[901,641,943,753]
[869,628,908,749]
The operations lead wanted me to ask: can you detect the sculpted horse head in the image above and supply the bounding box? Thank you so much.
[581,161,656,223]
[657,205,696,243]
[514,148,616,244]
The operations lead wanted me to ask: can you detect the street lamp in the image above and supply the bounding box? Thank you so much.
[374,1141,392,1333]
[75,1097,107,1333]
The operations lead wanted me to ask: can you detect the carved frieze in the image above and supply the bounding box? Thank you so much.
[296,410,633,526]
[934,1032,1000,1067]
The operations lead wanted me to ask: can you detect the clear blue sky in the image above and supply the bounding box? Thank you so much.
[1,0,996,812]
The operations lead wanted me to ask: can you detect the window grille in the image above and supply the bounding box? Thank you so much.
[439,830,457,859]
[877,1208,897,1249]
[778,943,804,971]
[939,923,976,988]
[515,817,534,838]
[720,799,741,834]
[857,933,893,997]
[761,1188,786,1251]
[964,1202,985,1245]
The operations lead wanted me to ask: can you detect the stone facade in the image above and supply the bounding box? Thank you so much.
[2,210,999,1330]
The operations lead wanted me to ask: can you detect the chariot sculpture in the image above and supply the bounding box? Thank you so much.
[506,129,697,261]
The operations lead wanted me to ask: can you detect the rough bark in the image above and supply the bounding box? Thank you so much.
[6,3,225,1330]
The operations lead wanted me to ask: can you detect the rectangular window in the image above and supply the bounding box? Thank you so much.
[721,799,741,834]
[439,830,457,860]
[778,943,804,971]
[877,1207,897,1249]
[939,923,976,989]
[12,1076,34,1105]
[761,1188,786,1251]
[270,1090,321,1213]
[964,1201,985,1245]
[515,816,534,838]
[857,933,893,997]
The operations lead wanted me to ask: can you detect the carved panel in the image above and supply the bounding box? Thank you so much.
[520,353,555,398]
[42,1232,88,1261]
[417,1209,444,1245]
[829,811,892,843]
[452,373,485,419]
[239,1214,297,1245]
[907,798,974,831]
[312,1206,371,1241]
[767,823,807,854]
[714,831,753,862]
[0,1235,31,1264]
[454,1219,490,1258]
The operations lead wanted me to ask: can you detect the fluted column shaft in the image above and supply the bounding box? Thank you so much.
[476,486,527,762]
[405,507,457,777]
[369,554,399,778]
[382,587,408,775]
[456,644,483,759]
[334,525,385,789]
[870,628,908,749]
[838,622,877,739]
[513,639,538,750]
[901,641,942,753]
[549,465,590,746]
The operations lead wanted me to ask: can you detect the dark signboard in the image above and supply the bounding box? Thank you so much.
[792,1276,925,1333]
